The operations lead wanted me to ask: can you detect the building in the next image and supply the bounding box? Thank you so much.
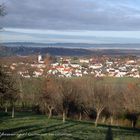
[38,55,44,64]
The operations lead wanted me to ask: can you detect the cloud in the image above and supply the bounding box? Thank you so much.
[2,28,140,44]
[0,0,140,30]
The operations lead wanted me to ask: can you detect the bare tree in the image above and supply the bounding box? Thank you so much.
[86,78,110,127]
[0,4,6,16]
[0,66,19,118]
[40,77,60,119]
[58,78,77,123]
[73,77,89,121]
[107,84,124,125]
[0,3,6,30]
[123,83,140,128]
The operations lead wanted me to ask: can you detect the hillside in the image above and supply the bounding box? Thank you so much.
[1,43,140,57]
[0,112,140,140]
[0,45,93,57]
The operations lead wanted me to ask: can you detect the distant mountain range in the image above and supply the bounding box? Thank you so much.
[3,42,140,49]
[0,42,140,57]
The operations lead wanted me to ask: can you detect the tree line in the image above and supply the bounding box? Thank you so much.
[39,76,140,128]
[0,66,140,128]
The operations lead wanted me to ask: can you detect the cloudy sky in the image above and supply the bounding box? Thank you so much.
[1,0,140,43]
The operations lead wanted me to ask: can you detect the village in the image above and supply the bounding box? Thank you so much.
[2,54,140,78]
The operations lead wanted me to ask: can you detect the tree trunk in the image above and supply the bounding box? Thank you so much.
[79,112,82,121]
[110,116,113,125]
[48,107,53,119]
[95,112,100,127]
[116,120,119,126]
[63,110,66,123]
[5,106,7,113]
[102,117,106,123]
[22,102,25,108]
[132,121,134,128]
[12,105,14,118]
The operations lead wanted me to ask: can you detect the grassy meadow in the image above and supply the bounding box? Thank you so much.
[0,112,140,140]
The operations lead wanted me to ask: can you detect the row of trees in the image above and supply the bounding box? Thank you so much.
[39,76,140,128]
[0,64,140,128]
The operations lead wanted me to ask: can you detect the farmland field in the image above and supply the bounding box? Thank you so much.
[0,112,140,140]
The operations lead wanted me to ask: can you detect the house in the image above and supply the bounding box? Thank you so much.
[70,63,81,68]
[10,65,15,70]
[48,68,58,75]
[126,60,136,64]
[51,63,59,67]
[89,63,103,69]
[131,68,138,72]
[62,68,72,75]
[33,69,43,77]
[65,73,72,77]
[83,70,88,75]
[75,72,82,77]
[118,66,127,72]
[106,61,113,66]
[80,59,89,63]
[56,65,64,72]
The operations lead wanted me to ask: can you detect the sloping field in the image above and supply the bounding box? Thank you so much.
[0,112,140,140]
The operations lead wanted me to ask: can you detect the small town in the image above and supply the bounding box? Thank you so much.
[2,54,140,78]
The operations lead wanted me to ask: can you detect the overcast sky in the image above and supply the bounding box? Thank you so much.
[1,0,140,43]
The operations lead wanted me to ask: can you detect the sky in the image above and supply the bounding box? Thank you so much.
[1,0,140,44]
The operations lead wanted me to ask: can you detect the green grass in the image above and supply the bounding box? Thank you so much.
[0,112,140,140]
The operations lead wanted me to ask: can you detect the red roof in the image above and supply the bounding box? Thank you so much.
[56,66,64,69]
[64,68,72,72]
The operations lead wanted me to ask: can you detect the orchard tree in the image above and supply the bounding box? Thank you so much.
[73,77,89,121]
[0,66,8,110]
[58,78,77,123]
[107,84,124,125]
[21,77,43,109]
[123,83,140,128]
[86,78,110,127]
[0,66,19,118]
[40,77,60,119]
